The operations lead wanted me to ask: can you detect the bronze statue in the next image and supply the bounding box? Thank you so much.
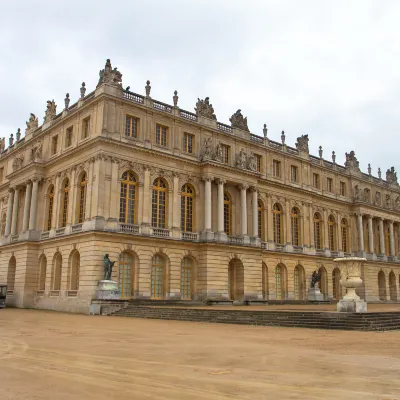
[311,270,321,288]
[103,254,116,280]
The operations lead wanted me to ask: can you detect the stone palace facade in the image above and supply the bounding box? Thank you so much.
[1,59,400,313]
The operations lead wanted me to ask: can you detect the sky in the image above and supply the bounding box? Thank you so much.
[1,0,400,178]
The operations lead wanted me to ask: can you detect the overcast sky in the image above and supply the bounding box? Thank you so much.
[1,0,399,177]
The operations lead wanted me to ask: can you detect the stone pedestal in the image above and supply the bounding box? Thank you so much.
[307,286,324,301]
[334,257,367,313]
[96,280,120,300]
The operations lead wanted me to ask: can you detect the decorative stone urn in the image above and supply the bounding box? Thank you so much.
[334,257,367,313]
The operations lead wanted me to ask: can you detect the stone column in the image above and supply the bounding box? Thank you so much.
[216,178,225,233]
[109,159,119,221]
[171,173,180,238]
[11,187,20,235]
[323,209,329,249]
[358,214,364,252]
[285,199,291,245]
[22,181,32,231]
[204,177,213,232]
[337,212,342,251]
[379,218,385,255]
[389,220,395,257]
[67,169,76,225]
[85,159,94,220]
[141,167,151,234]
[239,184,248,236]
[29,179,39,231]
[52,173,61,229]
[368,216,374,254]
[309,204,314,248]
[251,187,258,237]
[91,155,101,217]
[5,188,14,236]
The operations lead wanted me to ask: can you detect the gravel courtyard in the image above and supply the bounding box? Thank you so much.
[0,308,399,399]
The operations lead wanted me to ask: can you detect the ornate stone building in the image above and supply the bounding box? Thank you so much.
[1,59,400,313]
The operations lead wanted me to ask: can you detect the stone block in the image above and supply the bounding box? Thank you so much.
[95,280,120,300]
[307,287,324,301]
[337,299,367,313]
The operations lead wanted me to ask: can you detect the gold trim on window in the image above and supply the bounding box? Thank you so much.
[119,171,137,224]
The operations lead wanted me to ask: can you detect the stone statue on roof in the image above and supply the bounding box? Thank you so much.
[345,151,360,172]
[97,59,123,88]
[386,167,398,184]
[295,134,309,153]
[44,101,57,123]
[229,109,249,132]
[195,97,217,120]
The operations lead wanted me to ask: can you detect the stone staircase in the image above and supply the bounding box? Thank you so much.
[109,304,400,331]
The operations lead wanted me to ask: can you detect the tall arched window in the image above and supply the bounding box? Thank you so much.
[258,200,263,239]
[181,184,194,232]
[120,171,137,224]
[341,218,349,252]
[68,251,80,291]
[224,193,231,235]
[273,203,283,244]
[61,179,70,227]
[378,270,386,301]
[262,262,268,300]
[318,266,328,297]
[314,213,322,249]
[151,254,165,299]
[47,185,54,231]
[275,264,287,300]
[119,252,134,298]
[328,215,336,251]
[332,268,341,300]
[51,253,62,291]
[7,256,16,293]
[78,173,87,223]
[152,178,167,228]
[389,271,397,301]
[181,257,193,300]
[38,255,47,292]
[294,265,305,300]
[291,207,300,246]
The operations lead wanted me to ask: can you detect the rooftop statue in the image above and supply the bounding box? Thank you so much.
[195,97,217,120]
[386,167,398,184]
[44,100,57,123]
[26,113,39,132]
[295,134,309,153]
[97,59,123,88]
[229,109,249,132]
[345,150,360,172]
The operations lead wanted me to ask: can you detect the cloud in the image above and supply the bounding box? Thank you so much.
[1,0,400,175]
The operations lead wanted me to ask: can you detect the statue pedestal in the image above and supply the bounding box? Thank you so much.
[337,299,367,313]
[307,287,324,302]
[96,280,120,300]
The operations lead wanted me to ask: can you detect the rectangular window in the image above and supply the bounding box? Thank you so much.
[183,133,194,154]
[273,160,281,178]
[125,115,138,138]
[66,127,73,148]
[51,135,58,155]
[255,154,261,172]
[290,165,298,182]
[155,124,167,146]
[340,181,346,196]
[82,117,90,139]
[222,144,230,164]
[327,177,333,192]
[313,173,320,189]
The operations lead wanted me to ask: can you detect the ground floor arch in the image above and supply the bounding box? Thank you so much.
[318,266,328,298]
[294,265,305,300]
[151,253,168,299]
[228,258,244,301]
[332,268,342,301]
[262,262,268,300]
[275,264,287,300]
[119,251,136,299]
[389,271,397,302]
[378,271,387,301]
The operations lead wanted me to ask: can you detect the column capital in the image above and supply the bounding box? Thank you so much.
[202,176,214,183]
[215,178,226,185]
[8,187,14,194]
[238,183,249,191]
[250,186,258,193]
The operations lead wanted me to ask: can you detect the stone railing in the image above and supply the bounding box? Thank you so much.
[153,100,172,113]
[269,140,281,150]
[152,228,170,238]
[40,231,50,240]
[250,134,263,144]
[182,232,199,241]
[261,241,268,249]
[217,122,233,134]
[316,248,325,256]
[293,245,304,253]
[10,234,19,243]
[229,236,244,245]
[330,251,340,258]
[123,90,145,104]
[179,109,198,121]
[377,254,385,261]
[55,227,66,237]
[71,223,83,233]
[275,243,285,252]
[120,224,140,234]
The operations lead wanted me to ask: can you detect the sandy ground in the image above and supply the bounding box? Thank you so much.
[0,309,399,400]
